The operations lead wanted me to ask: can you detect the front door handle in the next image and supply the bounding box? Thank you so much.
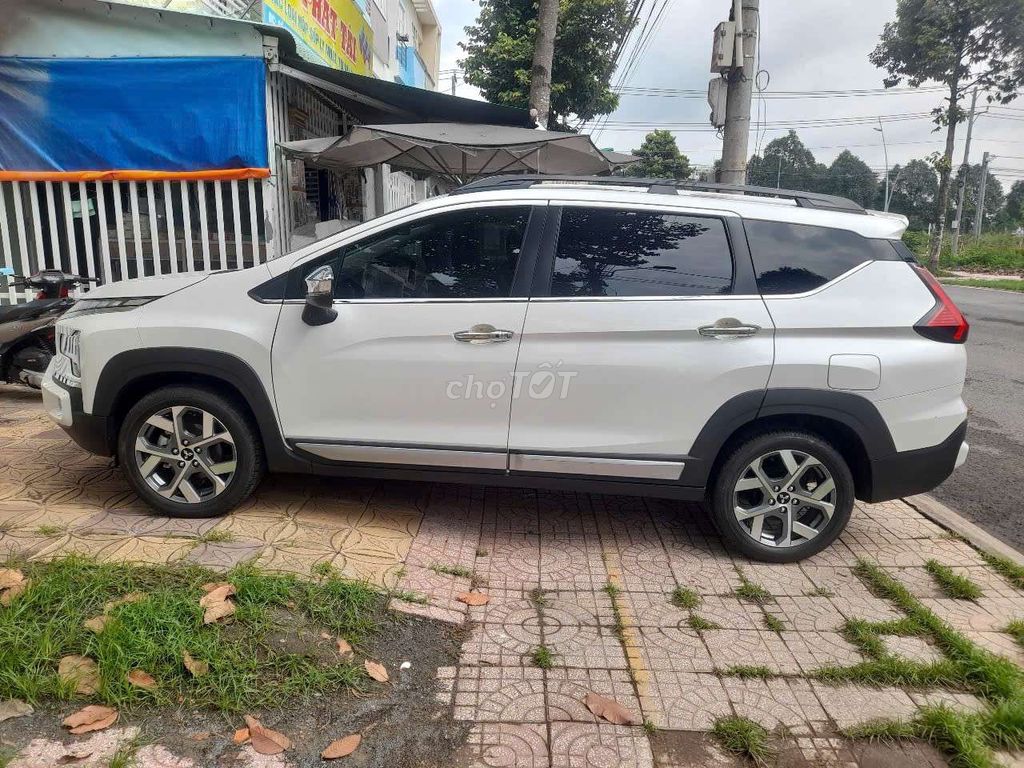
[453,324,515,344]
[698,318,761,339]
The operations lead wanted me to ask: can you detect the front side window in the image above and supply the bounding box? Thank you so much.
[551,208,733,297]
[291,206,531,300]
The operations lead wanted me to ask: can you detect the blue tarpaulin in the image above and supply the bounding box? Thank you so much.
[0,57,269,180]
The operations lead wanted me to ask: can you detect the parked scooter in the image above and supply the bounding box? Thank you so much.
[0,268,97,389]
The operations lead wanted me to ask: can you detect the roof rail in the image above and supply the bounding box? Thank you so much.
[451,175,866,214]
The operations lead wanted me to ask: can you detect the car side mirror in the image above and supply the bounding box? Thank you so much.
[301,265,338,326]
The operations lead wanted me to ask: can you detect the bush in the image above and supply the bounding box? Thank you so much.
[901,231,1023,274]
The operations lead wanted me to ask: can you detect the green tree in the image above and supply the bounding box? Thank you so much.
[869,0,1024,269]
[883,158,939,230]
[1002,180,1024,229]
[626,130,692,180]
[747,131,828,192]
[827,150,879,208]
[950,163,1005,232]
[459,0,634,129]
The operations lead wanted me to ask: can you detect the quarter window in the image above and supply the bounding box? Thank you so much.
[551,208,733,297]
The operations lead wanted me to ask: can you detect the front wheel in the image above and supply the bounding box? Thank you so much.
[118,386,265,518]
[710,431,854,563]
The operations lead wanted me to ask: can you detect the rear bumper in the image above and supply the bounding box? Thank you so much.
[866,420,967,503]
[42,376,114,456]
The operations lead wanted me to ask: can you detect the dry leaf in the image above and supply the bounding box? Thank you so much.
[62,705,118,735]
[102,592,146,613]
[583,692,634,725]
[58,655,100,696]
[83,615,108,634]
[203,599,236,624]
[183,651,209,677]
[336,638,353,658]
[199,584,236,606]
[57,753,92,764]
[456,591,489,606]
[232,728,250,744]
[0,698,33,723]
[322,734,361,759]
[0,580,26,606]
[200,581,233,594]
[0,568,24,590]
[191,731,212,742]
[243,715,290,755]
[364,659,389,683]
[127,669,157,690]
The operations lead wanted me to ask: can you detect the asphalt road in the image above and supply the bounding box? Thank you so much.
[929,285,1024,552]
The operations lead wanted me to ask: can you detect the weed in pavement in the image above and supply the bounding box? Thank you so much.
[980,552,1024,592]
[687,614,720,631]
[716,665,776,680]
[429,564,473,579]
[712,715,775,766]
[926,560,983,601]
[670,587,700,610]
[732,568,772,604]
[530,646,553,669]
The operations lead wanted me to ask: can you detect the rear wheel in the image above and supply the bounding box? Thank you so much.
[118,386,264,518]
[710,431,854,563]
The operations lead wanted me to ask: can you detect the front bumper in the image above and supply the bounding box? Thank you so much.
[41,376,114,456]
[866,420,968,502]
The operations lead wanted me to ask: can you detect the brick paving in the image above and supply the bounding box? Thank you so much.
[4,385,1024,766]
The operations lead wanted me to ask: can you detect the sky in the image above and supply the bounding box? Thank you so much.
[432,0,1024,192]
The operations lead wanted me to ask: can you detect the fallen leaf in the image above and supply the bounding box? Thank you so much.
[203,599,236,624]
[364,659,389,683]
[0,698,33,723]
[456,591,489,606]
[62,705,118,735]
[103,592,146,613]
[232,728,250,744]
[0,580,26,606]
[0,568,24,590]
[243,715,290,755]
[199,584,236,606]
[183,651,209,677]
[336,637,353,658]
[83,615,108,634]
[58,655,100,696]
[127,669,157,689]
[322,733,361,759]
[583,692,634,725]
[57,752,92,764]
[201,581,233,594]
[191,731,212,742]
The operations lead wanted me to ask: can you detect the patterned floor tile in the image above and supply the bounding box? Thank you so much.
[883,635,946,665]
[639,671,732,731]
[627,626,715,674]
[543,624,629,669]
[910,689,987,714]
[545,668,641,724]
[460,621,541,667]
[455,723,549,768]
[543,590,617,627]
[448,666,547,723]
[722,677,830,735]
[811,682,918,730]
[781,631,864,673]
[704,630,801,675]
[548,722,654,768]
[763,596,847,632]
[919,598,1005,632]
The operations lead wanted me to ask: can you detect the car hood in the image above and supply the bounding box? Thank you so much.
[82,271,214,300]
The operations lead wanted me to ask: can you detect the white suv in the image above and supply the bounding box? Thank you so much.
[41,177,970,562]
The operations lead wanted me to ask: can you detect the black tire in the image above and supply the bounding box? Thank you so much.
[118,386,265,518]
[710,430,854,563]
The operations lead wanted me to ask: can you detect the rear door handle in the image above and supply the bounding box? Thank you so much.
[453,324,515,344]
[698,319,761,339]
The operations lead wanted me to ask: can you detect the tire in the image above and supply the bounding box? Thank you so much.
[710,430,854,563]
[118,386,265,518]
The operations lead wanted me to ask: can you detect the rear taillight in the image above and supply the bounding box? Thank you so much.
[35,290,45,300]
[911,265,969,343]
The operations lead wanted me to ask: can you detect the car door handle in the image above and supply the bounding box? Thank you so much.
[453,324,515,344]
[698,319,762,339]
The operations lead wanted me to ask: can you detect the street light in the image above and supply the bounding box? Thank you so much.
[874,117,891,212]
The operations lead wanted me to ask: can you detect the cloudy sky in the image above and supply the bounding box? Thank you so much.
[432,0,1024,191]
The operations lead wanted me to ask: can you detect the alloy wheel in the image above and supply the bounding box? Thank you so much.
[134,405,237,504]
[732,449,837,548]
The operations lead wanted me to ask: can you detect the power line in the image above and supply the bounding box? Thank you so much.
[614,84,949,99]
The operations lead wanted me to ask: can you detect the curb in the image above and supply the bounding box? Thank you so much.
[903,493,1024,567]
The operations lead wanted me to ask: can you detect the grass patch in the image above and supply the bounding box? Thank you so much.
[1006,621,1024,651]
[926,560,983,601]
[604,583,627,642]
[687,614,720,631]
[0,556,383,713]
[717,665,775,680]
[429,563,473,579]
[475,548,489,557]
[390,590,429,605]
[941,278,1024,292]
[196,529,235,544]
[711,715,775,766]
[762,613,785,633]
[643,718,657,735]
[35,524,64,537]
[843,718,917,742]
[805,586,835,598]
[733,568,772,604]
[528,587,549,609]
[530,645,553,669]
[979,552,1024,592]
[670,586,700,610]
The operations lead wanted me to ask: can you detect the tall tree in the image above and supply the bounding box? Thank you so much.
[627,130,692,180]
[827,150,879,208]
[870,0,1024,270]
[884,158,939,230]
[528,0,560,126]
[747,131,828,192]
[950,163,1004,231]
[1003,180,1024,229]
[460,0,634,129]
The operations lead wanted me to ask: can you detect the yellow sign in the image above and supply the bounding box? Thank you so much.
[263,0,373,75]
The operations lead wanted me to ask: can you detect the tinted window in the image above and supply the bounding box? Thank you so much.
[288,206,531,300]
[746,220,900,295]
[551,208,733,297]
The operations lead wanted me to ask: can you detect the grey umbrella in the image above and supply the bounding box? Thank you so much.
[279,123,633,183]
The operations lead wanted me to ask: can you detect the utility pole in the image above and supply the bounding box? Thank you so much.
[528,0,560,129]
[950,89,979,260]
[720,0,759,185]
[973,151,991,238]
[776,156,782,188]
[875,118,891,211]
[450,72,457,96]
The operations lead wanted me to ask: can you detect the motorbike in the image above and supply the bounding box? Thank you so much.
[0,267,97,389]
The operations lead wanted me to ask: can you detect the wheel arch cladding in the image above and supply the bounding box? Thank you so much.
[92,348,309,473]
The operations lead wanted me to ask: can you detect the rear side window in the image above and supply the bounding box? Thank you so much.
[745,220,899,295]
[551,208,733,297]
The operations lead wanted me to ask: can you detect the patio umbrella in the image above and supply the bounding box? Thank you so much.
[279,123,633,183]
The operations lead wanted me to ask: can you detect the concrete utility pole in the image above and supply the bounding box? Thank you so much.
[973,151,991,238]
[528,0,560,129]
[950,89,979,260]
[720,0,759,185]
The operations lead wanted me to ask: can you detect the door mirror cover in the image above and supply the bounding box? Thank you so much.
[302,265,338,326]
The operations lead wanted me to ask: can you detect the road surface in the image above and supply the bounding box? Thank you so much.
[929,285,1024,552]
